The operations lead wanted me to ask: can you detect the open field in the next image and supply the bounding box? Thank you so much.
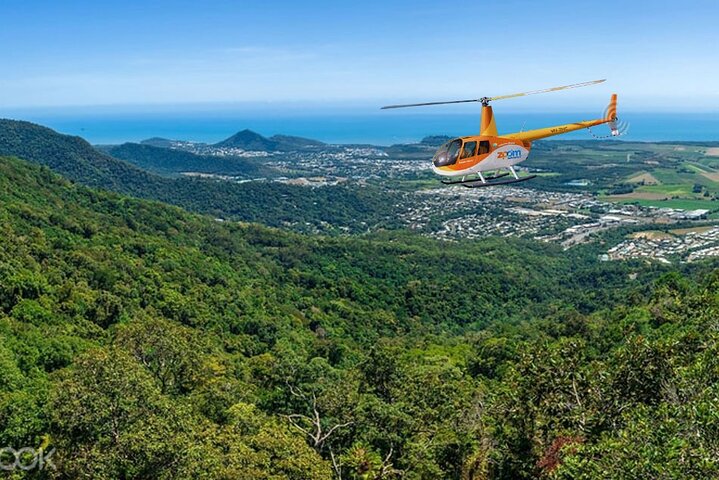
[630,230,674,240]
[679,162,719,182]
[683,163,710,174]
[630,225,719,240]
[626,171,660,184]
[604,191,669,201]
[640,184,694,196]
[607,197,719,211]
[529,141,715,188]
[671,225,717,235]
[526,141,719,213]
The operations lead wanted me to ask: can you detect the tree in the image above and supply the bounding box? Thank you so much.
[286,384,354,452]
[112,317,207,395]
[50,348,196,478]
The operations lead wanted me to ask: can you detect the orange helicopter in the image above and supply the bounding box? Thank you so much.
[382,79,619,187]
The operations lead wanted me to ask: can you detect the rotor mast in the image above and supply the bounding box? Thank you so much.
[480,104,498,136]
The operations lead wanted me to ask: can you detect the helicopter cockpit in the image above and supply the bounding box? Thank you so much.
[432,139,462,167]
[433,139,491,167]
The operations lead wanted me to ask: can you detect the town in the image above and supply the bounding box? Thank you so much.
[399,186,717,262]
[165,138,719,263]
[607,226,719,263]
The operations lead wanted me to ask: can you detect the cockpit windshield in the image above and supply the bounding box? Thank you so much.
[433,139,462,167]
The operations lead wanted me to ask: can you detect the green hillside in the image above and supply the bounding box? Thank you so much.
[0,119,163,195]
[1,155,718,478]
[0,119,403,233]
[103,142,269,177]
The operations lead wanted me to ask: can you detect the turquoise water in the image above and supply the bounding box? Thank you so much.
[2,110,717,145]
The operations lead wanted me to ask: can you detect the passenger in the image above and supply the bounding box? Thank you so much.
[462,142,476,159]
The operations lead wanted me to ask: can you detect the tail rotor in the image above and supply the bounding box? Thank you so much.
[608,94,629,136]
[590,94,629,138]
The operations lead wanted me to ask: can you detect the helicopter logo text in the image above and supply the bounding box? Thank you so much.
[497,150,523,160]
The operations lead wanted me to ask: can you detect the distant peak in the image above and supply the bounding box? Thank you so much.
[214,129,324,151]
[215,129,274,150]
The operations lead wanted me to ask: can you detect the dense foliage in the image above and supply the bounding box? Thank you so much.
[102,142,269,177]
[1,155,718,478]
[0,119,405,233]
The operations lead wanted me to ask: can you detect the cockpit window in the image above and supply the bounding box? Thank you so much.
[461,141,477,159]
[433,139,462,167]
[479,140,490,155]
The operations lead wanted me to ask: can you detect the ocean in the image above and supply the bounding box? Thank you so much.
[3,110,717,146]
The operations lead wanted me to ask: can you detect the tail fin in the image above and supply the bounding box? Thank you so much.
[606,94,618,120]
[606,94,619,136]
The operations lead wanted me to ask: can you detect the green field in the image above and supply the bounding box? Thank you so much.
[638,184,694,196]
[529,141,719,209]
[603,196,719,211]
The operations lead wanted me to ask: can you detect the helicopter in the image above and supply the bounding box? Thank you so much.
[381,79,620,187]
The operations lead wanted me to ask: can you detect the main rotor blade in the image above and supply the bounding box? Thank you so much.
[381,79,606,110]
[488,79,606,102]
[381,99,480,109]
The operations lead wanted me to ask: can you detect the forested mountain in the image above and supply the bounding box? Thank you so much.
[140,137,179,148]
[215,129,326,151]
[0,119,401,233]
[269,134,327,149]
[0,119,163,195]
[103,142,269,177]
[1,154,718,478]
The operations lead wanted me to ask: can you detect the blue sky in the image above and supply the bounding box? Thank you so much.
[1,0,718,112]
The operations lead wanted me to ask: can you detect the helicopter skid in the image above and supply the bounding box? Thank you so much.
[441,172,509,185]
[461,174,537,188]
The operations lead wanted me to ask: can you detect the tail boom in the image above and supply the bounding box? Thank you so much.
[504,118,611,142]
[505,93,619,142]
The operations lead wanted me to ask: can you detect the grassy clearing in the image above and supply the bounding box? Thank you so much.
[638,184,692,196]
[630,230,674,240]
[604,191,669,201]
[670,225,717,235]
[626,171,660,184]
[701,172,719,183]
[606,197,719,211]
[650,168,687,185]
[680,162,719,184]
[683,162,710,173]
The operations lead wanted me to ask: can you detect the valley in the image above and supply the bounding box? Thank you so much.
[1,118,718,478]
[2,1,716,477]
[97,128,719,264]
